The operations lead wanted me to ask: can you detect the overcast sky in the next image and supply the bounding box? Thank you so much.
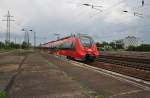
[0,0,150,44]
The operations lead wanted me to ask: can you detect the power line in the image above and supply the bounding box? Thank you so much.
[78,0,148,32]
[132,3,150,11]
[91,0,125,17]
[77,0,126,31]
[2,10,15,43]
[65,0,104,29]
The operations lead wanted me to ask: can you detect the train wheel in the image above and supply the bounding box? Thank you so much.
[67,56,74,60]
[67,56,70,59]
[85,54,96,62]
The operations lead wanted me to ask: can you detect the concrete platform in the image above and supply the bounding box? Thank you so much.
[5,52,150,98]
[8,53,93,98]
[0,54,24,91]
[44,54,150,98]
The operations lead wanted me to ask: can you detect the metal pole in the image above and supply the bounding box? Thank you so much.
[27,31,29,48]
[34,31,36,48]
[15,35,16,44]
[54,33,60,40]
[29,30,36,49]
[2,11,15,44]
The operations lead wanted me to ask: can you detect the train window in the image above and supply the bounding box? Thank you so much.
[60,41,75,50]
[80,36,94,48]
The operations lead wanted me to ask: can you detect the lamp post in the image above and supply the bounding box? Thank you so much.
[82,3,103,12]
[29,30,36,49]
[54,33,60,40]
[83,4,102,8]
[123,10,143,18]
[22,28,30,48]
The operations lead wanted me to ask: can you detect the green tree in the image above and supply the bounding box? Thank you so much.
[21,41,28,49]
[127,44,150,51]
[0,42,5,49]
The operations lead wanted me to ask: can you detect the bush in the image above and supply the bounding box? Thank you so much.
[127,44,150,52]
[0,41,31,49]
[0,91,7,98]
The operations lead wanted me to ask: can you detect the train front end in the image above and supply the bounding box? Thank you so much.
[77,35,99,61]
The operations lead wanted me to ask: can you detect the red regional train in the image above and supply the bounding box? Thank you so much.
[41,34,99,61]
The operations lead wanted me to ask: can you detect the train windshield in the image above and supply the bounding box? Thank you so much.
[80,36,94,48]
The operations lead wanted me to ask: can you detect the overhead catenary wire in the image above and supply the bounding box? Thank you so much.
[62,0,104,33]
[77,0,150,41]
[78,0,148,33]
[76,0,126,32]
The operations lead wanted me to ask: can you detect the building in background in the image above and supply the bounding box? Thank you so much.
[123,36,141,48]
[114,36,142,49]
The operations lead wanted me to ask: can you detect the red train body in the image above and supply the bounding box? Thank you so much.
[41,34,99,61]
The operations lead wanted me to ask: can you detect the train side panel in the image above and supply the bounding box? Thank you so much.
[41,35,100,62]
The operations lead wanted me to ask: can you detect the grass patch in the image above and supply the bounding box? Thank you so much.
[0,72,4,74]
[89,91,98,96]
[0,49,10,52]
[0,72,8,80]
[97,95,105,98]
[138,80,145,85]
[89,91,105,98]
[0,72,5,80]
[14,50,34,56]
[0,90,7,98]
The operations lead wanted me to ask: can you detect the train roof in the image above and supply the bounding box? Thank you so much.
[41,34,92,46]
[41,36,72,45]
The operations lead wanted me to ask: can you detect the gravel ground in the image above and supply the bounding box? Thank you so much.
[1,51,150,98]
[42,53,150,98]
[8,52,94,98]
[0,51,25,93]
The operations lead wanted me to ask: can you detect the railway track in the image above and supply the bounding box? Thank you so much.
[97,55,150,71]
[50,53,150,81]
[85,55,150,81]
[101,51,150,59]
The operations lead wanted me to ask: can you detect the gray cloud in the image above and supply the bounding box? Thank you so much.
[0,0,150,44]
